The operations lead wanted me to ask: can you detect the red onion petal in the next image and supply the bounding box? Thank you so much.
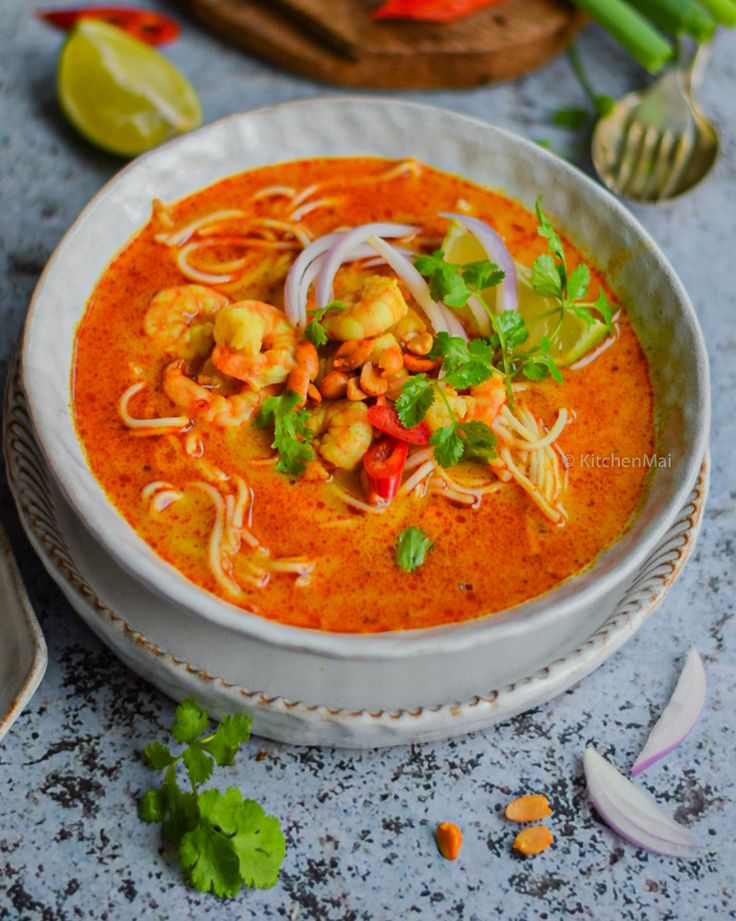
[439,213,518,313]
[285,232,343,328]
[584,747,699,859]
[316,223,415,308]
[631,648,707,777]
[367,235,464,339]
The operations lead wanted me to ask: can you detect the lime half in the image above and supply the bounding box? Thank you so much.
[442,221,607,367]
[57,20,202,157]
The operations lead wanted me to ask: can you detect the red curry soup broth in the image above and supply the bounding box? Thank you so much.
[73,157,654,633]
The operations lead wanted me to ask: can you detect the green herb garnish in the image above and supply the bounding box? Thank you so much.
[140,699,285,899]
[532,197,615,336]
[256,390,314,476]
[304,299,346,348]
[396,526,433,573]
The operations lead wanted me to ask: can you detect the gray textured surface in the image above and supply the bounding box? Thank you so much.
[1,2,734,919]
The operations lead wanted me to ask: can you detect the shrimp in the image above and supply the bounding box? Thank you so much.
[307,401,372,471]
[163,360,262,427]
[466,376,507,426]
[211,301,297,390]
[144,285,229,359]
[323,276,408,341]
[425,384,468,432]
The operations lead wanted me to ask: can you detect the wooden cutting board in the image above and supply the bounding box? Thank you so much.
[187,0,586,89]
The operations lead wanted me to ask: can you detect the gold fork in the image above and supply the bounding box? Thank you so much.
[591,45,719,203]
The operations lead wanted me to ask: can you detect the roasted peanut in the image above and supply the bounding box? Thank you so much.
[406,332,433,356]
[435,822,463,861]
[346,376,368,401]
[378,345,404,377]
[360,361,388,397]
[403,353,440,373]
[319,370,349,400]
[386,368,409,400]
[333,339,373,372]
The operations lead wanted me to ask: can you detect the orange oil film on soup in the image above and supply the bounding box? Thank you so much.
[73,158,654,632]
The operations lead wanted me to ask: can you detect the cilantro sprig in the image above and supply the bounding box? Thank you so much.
[395,369,497,469]
[532,197,615,336]
[303,299,346,348]
[396,526,433,573]
[413,248,563,404]
[256,390,314,477]
[140,699,285,899]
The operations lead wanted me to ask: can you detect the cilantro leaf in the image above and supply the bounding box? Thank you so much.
[457,420,496,462]
[552,106,589,130]
[522,337,564,384]
[494,311,529,350]
[395,373,435,428]
[183,745,214,787]
[161,765,198,844]
[179,823,242,899]
[462,260,504,292]
[231,799,287,889]
[567,263,590,302]
[172,699,209,744]
[256,391,315,477]
[202,714,252,767]
[430,424,465,468]
[414,251,471,307]
[395,527,433,574]
[593,290,615,332]
[531,253,564,299]
[144,741,174,771]
[304,300,346,348]
[429,332,494,389]
[139,789,164,823]
[535,196,566,270]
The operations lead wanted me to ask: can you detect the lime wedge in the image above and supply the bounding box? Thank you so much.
[57,20,202,157]
[442,221,607,366]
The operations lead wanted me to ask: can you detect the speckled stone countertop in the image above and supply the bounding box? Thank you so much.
[1,3,734,918]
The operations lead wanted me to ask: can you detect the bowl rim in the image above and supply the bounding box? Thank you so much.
[21,96,711,660]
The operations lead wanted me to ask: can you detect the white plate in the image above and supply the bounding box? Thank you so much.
[4,352,707,747]
[0,517,47,743]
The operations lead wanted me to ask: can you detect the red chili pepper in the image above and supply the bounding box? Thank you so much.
[364,437,409,502]
[372,0,508,22]
[367,404,431,445]
[38,7,180,45]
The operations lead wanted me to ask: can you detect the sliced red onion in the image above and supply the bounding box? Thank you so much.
[440,213,518,313]
[316,223,416,309]
[584,747,699,859]
[631,648,707,777]
[285,232,343,328]
[366,235,462,339]
[285,234,406,329]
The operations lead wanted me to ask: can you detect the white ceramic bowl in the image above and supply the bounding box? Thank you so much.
[22,99,709,711]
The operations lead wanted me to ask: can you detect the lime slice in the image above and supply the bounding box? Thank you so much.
[442,221,607,366]
[57,20,202,157]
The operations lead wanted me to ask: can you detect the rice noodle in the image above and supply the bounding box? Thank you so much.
[288,198,339,222]
[290,183,320,208]
[403,446,434,472]
[330,483,387,514]
[248,217,312,247]
[118,383,189,432]
[252,185,295,201]
[192,482,243,598]
[398,459,436,496]
[176,242,237,284]
[155,209,249,247]
[150,490,182,512]
[499,447,562,524]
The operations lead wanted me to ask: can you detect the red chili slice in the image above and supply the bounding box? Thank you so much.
[372,0,508,23]
[363,437,409,502]
[367,404,431,445]
[38,7,180,45]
